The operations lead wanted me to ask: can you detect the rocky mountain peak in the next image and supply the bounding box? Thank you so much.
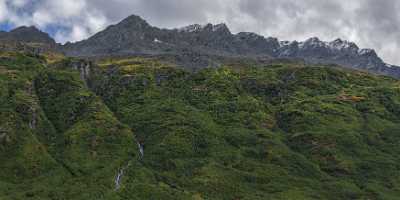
[328,38,359,51]
[117,14,151,29]
[209,23,230,33]
[358,48,377,57]
[236,32,265,41]
[179,23,231,34]
[237,32,259,38]
[1,13,399,78]
[1,26,55,44]
[178,24,205,32]
[302,37,324,47]
[11,25,40,33]
[57,14,400,78]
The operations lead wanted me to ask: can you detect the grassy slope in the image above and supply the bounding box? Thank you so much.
[1,54,400,199]
[92,58,400,199]
[0,53,150,200]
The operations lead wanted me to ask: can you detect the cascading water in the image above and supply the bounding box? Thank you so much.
[114,168,124,190]
[138,142,144,158]
[114,140,144,190]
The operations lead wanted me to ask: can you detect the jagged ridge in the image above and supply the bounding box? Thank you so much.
[60,15,400,78]
[0,14,399,78]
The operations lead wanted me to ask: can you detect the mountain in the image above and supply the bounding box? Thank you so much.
[1,26,56,44]
[62,15,278,58]
[3,13,400,200]
[4,11,400,200]
[59,15,400,78]
[0,26,58,54]
[276,37,400,77]
[2,52,400,199]
[0,14,398,78]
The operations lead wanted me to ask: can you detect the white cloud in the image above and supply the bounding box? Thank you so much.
[58,25,88,43]
[47,0,86,18]
[8,0,28,8]
[0,0,109,43]
[32,10,53,27]
[86,12,108,34]
[0,0,8,22]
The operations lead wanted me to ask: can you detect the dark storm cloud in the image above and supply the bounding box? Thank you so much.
[1,0,400,65]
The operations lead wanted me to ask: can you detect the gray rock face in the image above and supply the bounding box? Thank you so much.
[61,15,279,58]
[59,15,400,78]
[2,14,399,78]
[275,37,400,77]
[63,15,167,56]
[0,26,56,44]
[0,26,58,54]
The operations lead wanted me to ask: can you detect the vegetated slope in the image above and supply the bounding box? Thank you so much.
[2,53,400,199]
[0,53,152,200]
[90,57,400,199]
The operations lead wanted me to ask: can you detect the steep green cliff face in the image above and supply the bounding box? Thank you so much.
[0,53,148,199]
[1,54,400,199]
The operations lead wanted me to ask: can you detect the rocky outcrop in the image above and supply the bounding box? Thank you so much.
[54,59,94,87]
[0,129,11,146]
[4,26,56,44]
[72,61,92,87]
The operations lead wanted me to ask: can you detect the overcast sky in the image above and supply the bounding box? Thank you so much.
[0,0,399,65]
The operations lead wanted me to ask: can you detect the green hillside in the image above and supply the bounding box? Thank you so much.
[1,53,400,199]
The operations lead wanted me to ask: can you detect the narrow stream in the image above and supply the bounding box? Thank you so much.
[114,168,124,190]
[114,140,144,190]
[138,142,144,158]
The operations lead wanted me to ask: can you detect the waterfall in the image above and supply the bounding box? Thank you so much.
[114,168,124,190]
[114,140,144,190]
[138,142,144,158]
[29,109,37,129]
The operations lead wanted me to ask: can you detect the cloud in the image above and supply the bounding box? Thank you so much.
[0,0,399,65]
[9,0,28,8]
[0,0,108,43]
[0,0,8,22]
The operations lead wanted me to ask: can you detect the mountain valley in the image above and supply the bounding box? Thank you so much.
[1,14,400,200]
